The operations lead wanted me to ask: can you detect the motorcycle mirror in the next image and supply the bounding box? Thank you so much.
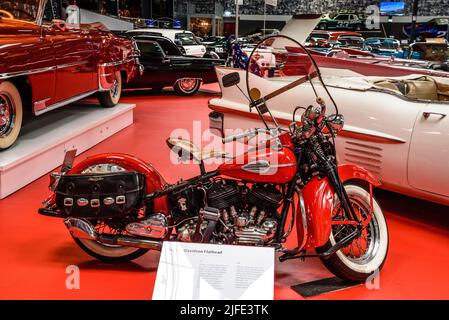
[326,114,345,133]
[222,72,240,87]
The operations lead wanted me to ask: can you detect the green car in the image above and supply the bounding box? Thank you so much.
[317,13,366,31]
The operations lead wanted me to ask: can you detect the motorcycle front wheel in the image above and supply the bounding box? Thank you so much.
[316,184,389,282]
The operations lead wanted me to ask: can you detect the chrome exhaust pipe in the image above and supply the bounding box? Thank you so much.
[64,218,97,240]
[98,234,162,250]
[64,218,162,250]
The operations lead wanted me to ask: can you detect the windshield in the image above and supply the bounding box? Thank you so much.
[336,37,364,48]
[366,38,399,50]
[245,36,320,128]
[0,0,41,22]
[176,32,200,46]
[307,33,330,41]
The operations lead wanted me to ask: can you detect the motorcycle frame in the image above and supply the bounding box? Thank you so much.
[40,147,379,255]
[39,33,381,255]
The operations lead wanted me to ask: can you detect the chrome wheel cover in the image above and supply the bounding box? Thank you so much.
[0,92,15,138]
[110,79,120,99]
[179,78,197,92]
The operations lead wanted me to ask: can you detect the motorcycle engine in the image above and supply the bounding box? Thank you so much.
[175,179,281,245]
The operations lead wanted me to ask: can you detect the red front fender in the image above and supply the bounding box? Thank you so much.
[297,164,380,249]
[45,153,170,215]
[337,164,381,187]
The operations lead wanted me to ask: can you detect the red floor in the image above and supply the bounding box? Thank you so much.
[1,86,449,300]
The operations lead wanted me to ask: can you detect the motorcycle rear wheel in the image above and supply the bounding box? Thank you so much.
[69,163,149,262]
[316,183,389,282]
[74,237,148,263]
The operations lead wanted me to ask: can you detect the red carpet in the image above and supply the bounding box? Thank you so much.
[1,85,448,299]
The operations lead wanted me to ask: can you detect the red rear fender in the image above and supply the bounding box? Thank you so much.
[51,153,169,214]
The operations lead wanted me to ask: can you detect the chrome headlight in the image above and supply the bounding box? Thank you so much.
[325,114,345,134]
[302,105,323,123]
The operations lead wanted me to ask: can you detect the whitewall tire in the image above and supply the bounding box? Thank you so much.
[74,237,147,263]
[317,184,389,282]
[173,78,201,96]
[0,81,23,150]
[98,71,122,108]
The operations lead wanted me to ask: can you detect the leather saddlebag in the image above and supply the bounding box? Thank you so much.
[55,172,146,218]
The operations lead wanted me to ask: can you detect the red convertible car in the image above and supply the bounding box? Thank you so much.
[0,0,142,150]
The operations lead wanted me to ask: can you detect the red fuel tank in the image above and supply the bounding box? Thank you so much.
[218,147,297,184]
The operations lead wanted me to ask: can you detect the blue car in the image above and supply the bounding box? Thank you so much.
[365,37,421,59]
[403,18,449,40]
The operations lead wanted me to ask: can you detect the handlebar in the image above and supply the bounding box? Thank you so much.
[222,128,276,144]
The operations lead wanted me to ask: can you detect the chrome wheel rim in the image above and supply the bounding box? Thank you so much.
[179,79,197,92]
[110,79,120,99]
[0,92,15,138]
[331,193,381,265]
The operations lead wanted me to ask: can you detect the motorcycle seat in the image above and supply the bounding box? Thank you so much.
[166,137,231,161]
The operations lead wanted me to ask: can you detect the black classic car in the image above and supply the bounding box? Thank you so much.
[122,34,224,95]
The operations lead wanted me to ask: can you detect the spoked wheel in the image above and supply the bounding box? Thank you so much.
[316,184,389,282]
[0,82,23,150]
[74,224,148,263]
[98,71,122,108]
[70,163,149,263]
[173,78,201,96]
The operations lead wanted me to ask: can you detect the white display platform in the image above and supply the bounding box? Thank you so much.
[0,103,135,199]
[153,242,274,300]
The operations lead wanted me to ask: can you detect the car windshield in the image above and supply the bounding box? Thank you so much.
[366,38,399,50]
[307,33,330,41]
[0,0,40,22]
[176,32,200,46]
[215,37,228,45]
[337,37,364,48]
[203,36,222,43]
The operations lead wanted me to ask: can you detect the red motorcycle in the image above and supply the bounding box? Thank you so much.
[39,36,388,282]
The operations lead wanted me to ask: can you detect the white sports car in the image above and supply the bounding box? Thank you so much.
[209,64,449,206]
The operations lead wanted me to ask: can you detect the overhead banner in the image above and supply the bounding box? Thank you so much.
[153,242,275,300]
[265,0,278,7]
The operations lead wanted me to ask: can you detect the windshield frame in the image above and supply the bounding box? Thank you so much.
[36,0,46,25]
[0,0,46,25]
[175,32,200,46]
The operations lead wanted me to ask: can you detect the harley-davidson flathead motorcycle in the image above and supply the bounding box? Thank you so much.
[39,35,388,282]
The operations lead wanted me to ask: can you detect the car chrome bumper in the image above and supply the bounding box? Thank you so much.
[138,63,144,76]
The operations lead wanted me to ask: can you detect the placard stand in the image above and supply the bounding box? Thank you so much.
[153,242,275,300]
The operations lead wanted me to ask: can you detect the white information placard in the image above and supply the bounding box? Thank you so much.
[153,242,274,300]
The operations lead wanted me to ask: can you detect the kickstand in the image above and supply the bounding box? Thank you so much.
[279,248,307,262]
